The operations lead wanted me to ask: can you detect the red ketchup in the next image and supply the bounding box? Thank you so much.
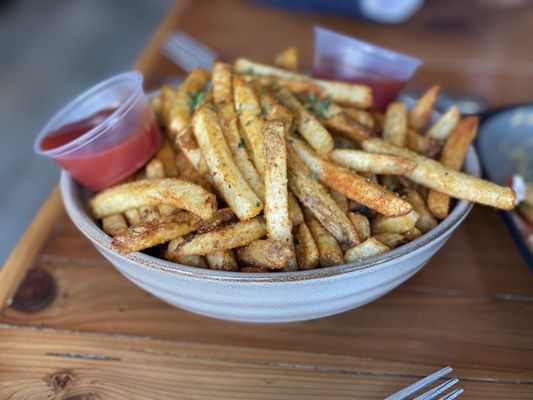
[41,107,162,191]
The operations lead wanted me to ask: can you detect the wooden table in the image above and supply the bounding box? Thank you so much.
[2,1,532,398]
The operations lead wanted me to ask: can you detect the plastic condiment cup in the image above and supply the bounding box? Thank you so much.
[313,26,422,110]
[34,72,162,191]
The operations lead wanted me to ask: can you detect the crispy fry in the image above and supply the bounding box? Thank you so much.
[409,84,440,131]
[383,102,407,147]
[371,210,420,234]
[294,222,319,270]
[406,129,440,157]
[258,88,293,131]
[322,102,372,141]
[289,137,412,217]
[165,237,207,268]
[307,218,344,267]
[329,189,349,214]
[341,107,374,129]
[405,190,437,233]
[274,47,298,71]
[102,214,128,236]
[404,227,422,241]
[112,221,194,253]
[277,87,334,157]
[236,239,293,270]
[330,149,417,175]
[192,107,262,220]
[90,178,217,220]
[206,250,238,271]
[149,93,162,116]
[348,212,370,242]
[235,58,372,107]
[145,158,165,179]
[191,208,235,234]
[124,209,141,227]
[138,205,161,223]
[427,117,478,219]
[158,204,175,217]
[287,147,359,249]
[174,148,213,191]
[288,193,304,226]
[374,233,406,249]
[361,138,516,210]
[155,140,178,177]
[426,106,460,140]
[173,216,266,255]
[344,238,390,262]
[175,125,209,175]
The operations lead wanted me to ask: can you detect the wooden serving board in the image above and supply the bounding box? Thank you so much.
[1,1,532,398]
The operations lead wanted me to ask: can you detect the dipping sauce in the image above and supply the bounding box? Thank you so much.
[41,107,162,191]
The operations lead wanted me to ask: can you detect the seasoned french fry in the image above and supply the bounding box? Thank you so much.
[236,239,293,270]
[322,101,372,141]
[341,107,374,129]
[173,216,267,255]
[289,137,412,217]
[294,222,319,270]
[138,205,161,223]
[374,233,406,249]
[426,106,460,140]
[274,47,298,71]
[277,87,334,157]
[158,204,175,217]
[404,227,422,241]
[371,210,419,234]
[344,238,390,262]
[175,148,213,191]
[172,210,195,224]
[124,209,141,227]
[348,212,370,242]
[427,116,478,219]
[112,221,194,253]
[329,189,349,215]
[287,147,359,249]
[258,88,293,131]
[288,193,304,226]
[330,149,417,175]
[235,58,372,107]
[149,93,162,116]
[307,218,344,267]
[206,250,238,271]
[405,190,437,233]
[409,84,440,131]
[406,129,435,156]
[175,125,209,175]
[155,140,178,177]
[145,158,165,179]
[383,102,407,147]
[102,214,128,236]
[233,75,267,174]
[192,107,262,220]
[191,208,235,234]
[90,178,217,220]
[361,138,516,210]
[165,237,207,268]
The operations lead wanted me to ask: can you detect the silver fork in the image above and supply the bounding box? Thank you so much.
[386,366,464,400]
[162,30,217,73]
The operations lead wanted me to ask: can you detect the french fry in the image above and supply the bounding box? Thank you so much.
[102,214,128,236]
[289,137,412,217]
[149,94,162,116]
[192,107,262,220]
[294,222,319,270]
[236,239,293,270]
[145,158,165,179]
[287,147,359,249]
[258,88,293,131]
[374,233,406,249]
[124,209,141,227]
[233,75,267,174]
[138,205,161,223]
[409,84,440,131]
[361,138,516,210]
[330,149,417,175]
[274,47,298,71]
[112,221,195,253]
[158,204,175,217]
[426,106,460,140]
[307,218,344,267]
[235,58,372,108]
[277,87,334,157]
[288,193,304,226]
[206,250,238,271]
[165,237,207,268]
[383,102,407,147]
[175,125,209,175]
[348,212,370,242]
[173,216,267,255]
[155,140,178,177]
[329,189,349,214]
[322,101,373,141]
[406,129,440,157]
[90,178,217,220]
[404,227,422,241]
[344,238,390,262]
[427,117,479,219]
[371,210,420,234]
[191,208,235,234]
[341,107,374,129]
[175,148,213,191]
[405,190,437,233]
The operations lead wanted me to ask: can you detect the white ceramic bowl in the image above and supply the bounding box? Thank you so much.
[60,147,480,323]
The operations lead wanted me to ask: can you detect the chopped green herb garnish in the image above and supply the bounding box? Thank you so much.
[245,120,252,126]
[246,67,255,75]
[236,104,244,116]
[308,92,318,103]
[290,131,299,139]
[315,98,331,115]
[208,104,219,113]
[312,174,320,181]
[187,88,207,112]
[256,201,261,207]
[238,139,246,148]
[262,104,271,117]
[257,87,265,98]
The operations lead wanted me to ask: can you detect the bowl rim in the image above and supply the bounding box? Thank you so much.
[60,146,480,283]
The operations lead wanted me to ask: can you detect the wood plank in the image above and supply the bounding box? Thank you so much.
[0,326,531,399]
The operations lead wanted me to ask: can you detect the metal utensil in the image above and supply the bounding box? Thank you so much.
[386,366,463,400]
[162,30,217,72]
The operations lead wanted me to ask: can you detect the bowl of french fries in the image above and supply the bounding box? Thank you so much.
[60,51,515,323]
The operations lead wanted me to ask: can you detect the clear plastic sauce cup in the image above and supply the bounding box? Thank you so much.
[313,26,422,110]
[34,72,162,191]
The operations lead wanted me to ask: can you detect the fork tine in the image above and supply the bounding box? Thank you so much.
[163,31,217,72]
[414,378,459,400]
[438,388,464,400]
[385,367,453,400]
[163,38,210,71]
[166,35,213,67]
